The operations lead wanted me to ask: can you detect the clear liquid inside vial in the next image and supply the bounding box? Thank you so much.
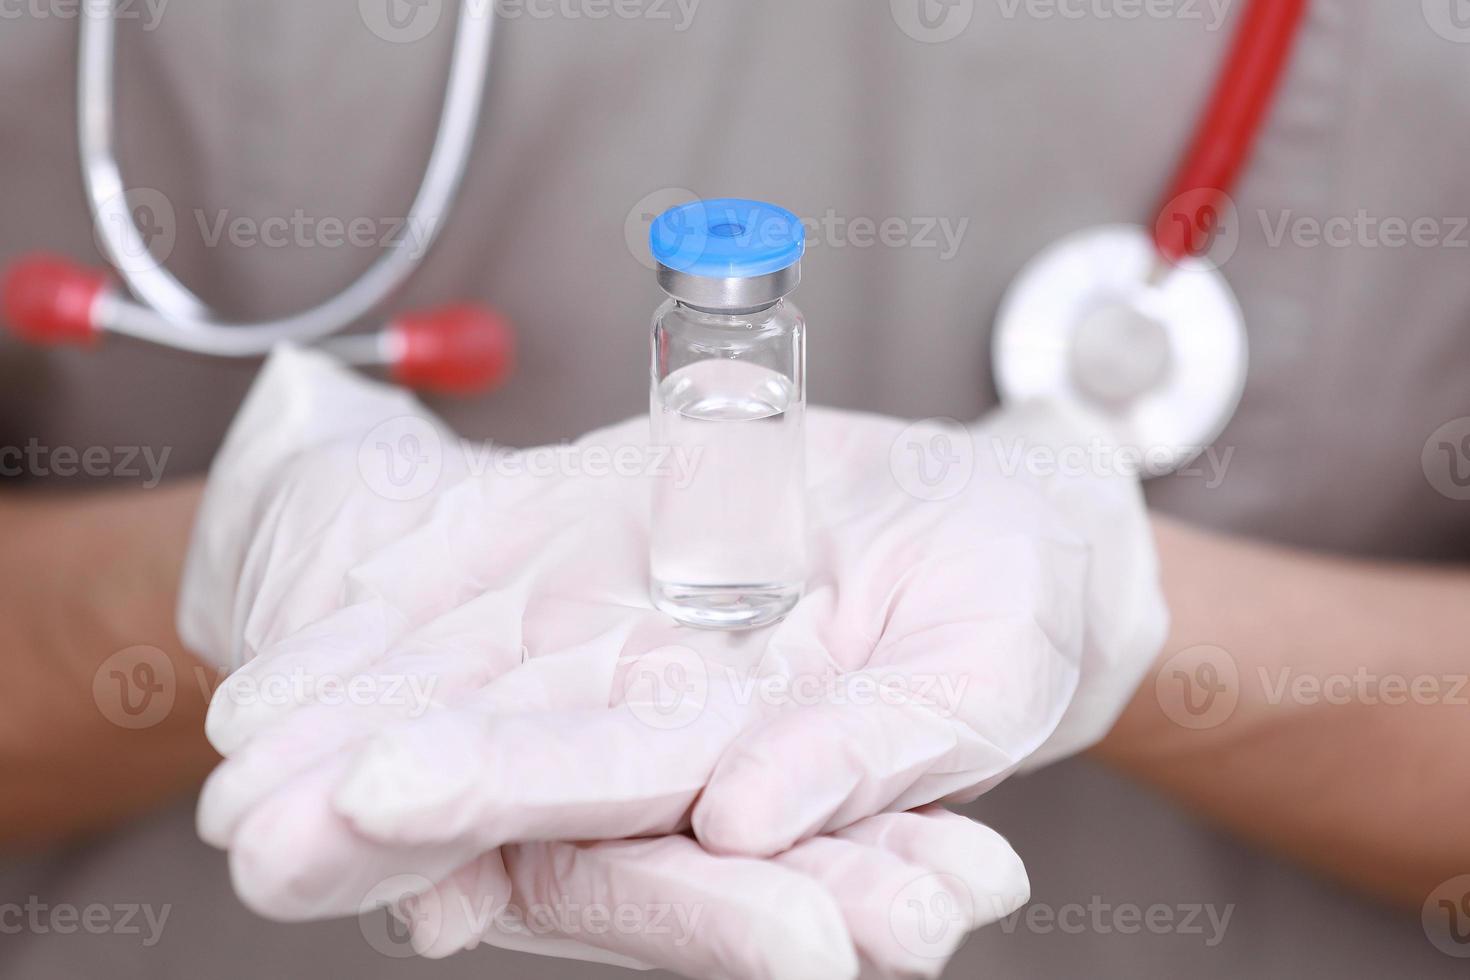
[651,359,805,630]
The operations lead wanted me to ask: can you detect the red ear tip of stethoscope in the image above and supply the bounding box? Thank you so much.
[2,254,107,346]
[390,304,516,395]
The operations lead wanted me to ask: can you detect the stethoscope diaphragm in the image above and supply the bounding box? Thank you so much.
[992,224,1248,479]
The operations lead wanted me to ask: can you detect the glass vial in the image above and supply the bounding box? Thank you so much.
[648,199,807,630]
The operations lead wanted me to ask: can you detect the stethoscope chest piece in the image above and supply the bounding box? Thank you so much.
[992,224,1248,478]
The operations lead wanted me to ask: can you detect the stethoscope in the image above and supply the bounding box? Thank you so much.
[1,0,514,394]
[994,0,1309,476]
[1,0,1309,435]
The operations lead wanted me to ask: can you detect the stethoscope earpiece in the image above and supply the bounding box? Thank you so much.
[323,304,517,396]
[1,253,516,397]
[2,253,107,347]
[7,0,510,396]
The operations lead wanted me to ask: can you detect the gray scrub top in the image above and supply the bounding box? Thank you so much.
[2,1,1468,977]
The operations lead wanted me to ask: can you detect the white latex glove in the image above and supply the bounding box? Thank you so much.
[204,387,1168,861]
[181,348,1050,979]
[389,807,1029,979]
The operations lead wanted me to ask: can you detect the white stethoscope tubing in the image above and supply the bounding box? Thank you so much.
[79,0,495,357]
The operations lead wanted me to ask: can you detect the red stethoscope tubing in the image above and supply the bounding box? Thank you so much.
[1154,0,1312,264]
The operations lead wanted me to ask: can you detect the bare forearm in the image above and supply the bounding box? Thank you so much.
[0,480,218,848]
[1095,516,1470,906]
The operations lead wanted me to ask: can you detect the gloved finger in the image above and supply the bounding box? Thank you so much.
[331,689,749,850]
[227,758,474,921]
[329,635,756,848]
[206,600,406,755]
[772,833,949,978]
[773,808,1029,979]
[335,476,593,620]
[206,634,501,768]
[837,809,1030,970]
[177,347,448,667]
[403,813,1026,980]
[391,852,650,970]
[209,524,570,754]
[486,835,860,980]
[209,485,648,753]
[200,701,385,848]
[694,615,1077,858]
[200,641,626,848]
[335,431,664,645]
[691,527,1086,860]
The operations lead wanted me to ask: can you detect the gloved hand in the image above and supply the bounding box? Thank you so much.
[180,347,1164,977]
[310,407,1160,859]
[387,806,1029,978]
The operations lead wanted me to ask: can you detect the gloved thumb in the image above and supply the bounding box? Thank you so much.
[975,399,1170,767]
[177,346,450,669]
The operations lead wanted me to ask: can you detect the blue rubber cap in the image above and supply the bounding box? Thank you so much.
[650,198,805,279]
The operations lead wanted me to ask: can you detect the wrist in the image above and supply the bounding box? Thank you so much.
[1090,514,1211,768]
[1090,515,1314,770]
[0,480,219,847]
